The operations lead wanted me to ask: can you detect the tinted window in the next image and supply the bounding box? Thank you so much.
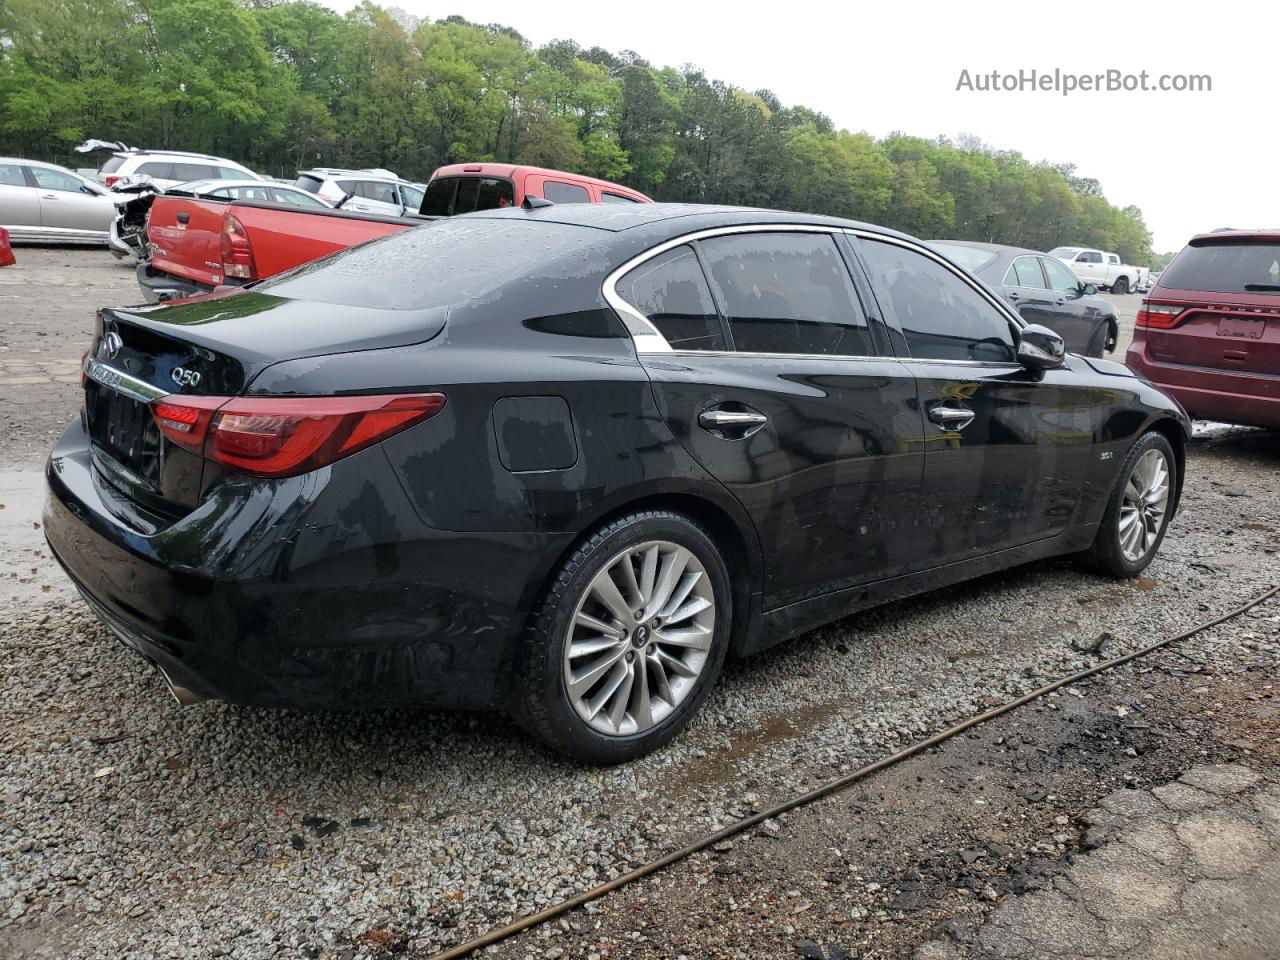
[700,232,873,356]
[421,177,514,216]
[0,163,29,187]
[1159,242,1280,294]
[1041,257,1082,294]
[860,239,1016,363]
[602,192,639,204]
[136,162,173,179]
[1107,254,1120,264]
[212,166,244,180]
[932,242,997,273]
[1007,256,1045,288]
[170,162,217,182]
[616,246,726,351]
[271,188,328,208]
[257,219,597,311]
[543,181,590,204]
[100,156,126,175]
[295,175,325,194]
[1077,251,1103,264]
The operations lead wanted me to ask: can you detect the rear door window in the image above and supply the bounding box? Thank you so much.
[357,180,398,205]
[602,192,639,204]
[169,162,217,182]
[859,239,1016,363]
[0,163,29,186]
[615,245,727,351]
[698,232,874,356]
[135,162,174,180]
[1006,256,1046,288]
[1160,242,1280,294]
[99,156,127,175]
[294,175,325,194]
[543,180,591,204]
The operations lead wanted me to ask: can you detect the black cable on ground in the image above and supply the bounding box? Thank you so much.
[427,583,1280,960]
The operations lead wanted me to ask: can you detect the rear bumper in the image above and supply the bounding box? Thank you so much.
[1126,342,1280,428]
[45,415,564,710]
[135,261,215,303]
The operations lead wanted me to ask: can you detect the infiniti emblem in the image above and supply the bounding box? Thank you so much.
[102,331,123,359]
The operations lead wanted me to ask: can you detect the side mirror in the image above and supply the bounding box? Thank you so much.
[1017,323,1066,370]
[1082,282,1098,295]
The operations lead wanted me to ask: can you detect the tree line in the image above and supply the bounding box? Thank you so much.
[0,0,1154,263]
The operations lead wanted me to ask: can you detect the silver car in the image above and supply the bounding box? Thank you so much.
[294,168,425,217]
[0,158,119,244]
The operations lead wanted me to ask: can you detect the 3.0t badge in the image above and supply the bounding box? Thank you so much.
[171,367,201,388]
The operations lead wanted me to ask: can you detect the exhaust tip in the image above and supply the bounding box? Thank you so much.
[156,666,208,706]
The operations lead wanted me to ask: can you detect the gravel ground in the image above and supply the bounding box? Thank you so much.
[0,251,1275,959]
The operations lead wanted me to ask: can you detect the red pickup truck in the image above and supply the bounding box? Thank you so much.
[137,164,651,302]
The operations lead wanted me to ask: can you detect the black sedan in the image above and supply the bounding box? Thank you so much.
[46,204,1189,762]
[931,240,1120,356]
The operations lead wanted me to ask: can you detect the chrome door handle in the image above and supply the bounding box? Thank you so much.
[928,405,976,430]
[698,407,768,439]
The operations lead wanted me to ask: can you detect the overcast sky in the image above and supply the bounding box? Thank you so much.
[328,0,1277,254]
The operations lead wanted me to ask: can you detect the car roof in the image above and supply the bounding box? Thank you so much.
[431,163,651,198]
[171,179,282,192]
[301,168,409,184]
[0,157,82,172]
[461,202,919,244]
[1188,229,1280,244]
[931,239,1043,256]
[114,149,244,162]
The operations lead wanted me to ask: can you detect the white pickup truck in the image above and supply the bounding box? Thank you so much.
[1048,247,1149,295]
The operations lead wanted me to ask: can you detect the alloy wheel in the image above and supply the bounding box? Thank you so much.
[563,540,716,736]
[1118,448,1170,563]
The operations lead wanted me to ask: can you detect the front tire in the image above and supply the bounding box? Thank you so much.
[1087,432,1176,577]
[512,510,732,763]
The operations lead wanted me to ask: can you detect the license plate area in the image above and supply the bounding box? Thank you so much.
[85,381,164,491]
[1216,315,1266,339]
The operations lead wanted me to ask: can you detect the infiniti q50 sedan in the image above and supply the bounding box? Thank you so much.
[45,203,1190,762]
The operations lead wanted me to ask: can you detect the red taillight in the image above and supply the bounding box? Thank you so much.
[220,214,256,280]
[1136,302,1185,329]
[148,393,446,477]
[104,175,120,188]
[151,395,227,453]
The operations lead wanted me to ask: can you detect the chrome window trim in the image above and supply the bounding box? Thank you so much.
[603,223,875,358]
[84,358,168,404]
[844,229,1025,329]
[1004,255,1048,292]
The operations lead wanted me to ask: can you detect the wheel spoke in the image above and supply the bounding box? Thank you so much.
[655,646,698,679]
[658,571,702,620]
[646,651,672,708]
[644,547,689,619]
[655,623,713,651]
[568,646,626,698]
[584,659,631,720]
[665,594,712,627]
[637,545,659,608]
[618,554,644,610]
[590,570,633,626]
[569,634,623,659]
[632,655,654,729]
[604,661,635,731]
[574,611,622,639]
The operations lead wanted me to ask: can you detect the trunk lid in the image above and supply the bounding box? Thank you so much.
[84,291,448,514]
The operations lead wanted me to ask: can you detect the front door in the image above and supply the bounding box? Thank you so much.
[616,229,924,608]
[855,235,1095,567]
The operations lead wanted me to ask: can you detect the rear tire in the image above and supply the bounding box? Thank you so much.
[1111,276,1129,295]
[1086,432,1176,578]
[511,510,732,764]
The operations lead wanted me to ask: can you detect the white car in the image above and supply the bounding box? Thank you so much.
[0,157,120,244]
[94,149,261,192]
[294,168,426,217]
[1048,246,1149,296]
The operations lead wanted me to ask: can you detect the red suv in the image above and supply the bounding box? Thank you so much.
[1127,231,1280,428]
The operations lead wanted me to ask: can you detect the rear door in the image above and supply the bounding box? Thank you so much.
[620,227,923,608]
[854,234,1095,566]
[0,163,40,229]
